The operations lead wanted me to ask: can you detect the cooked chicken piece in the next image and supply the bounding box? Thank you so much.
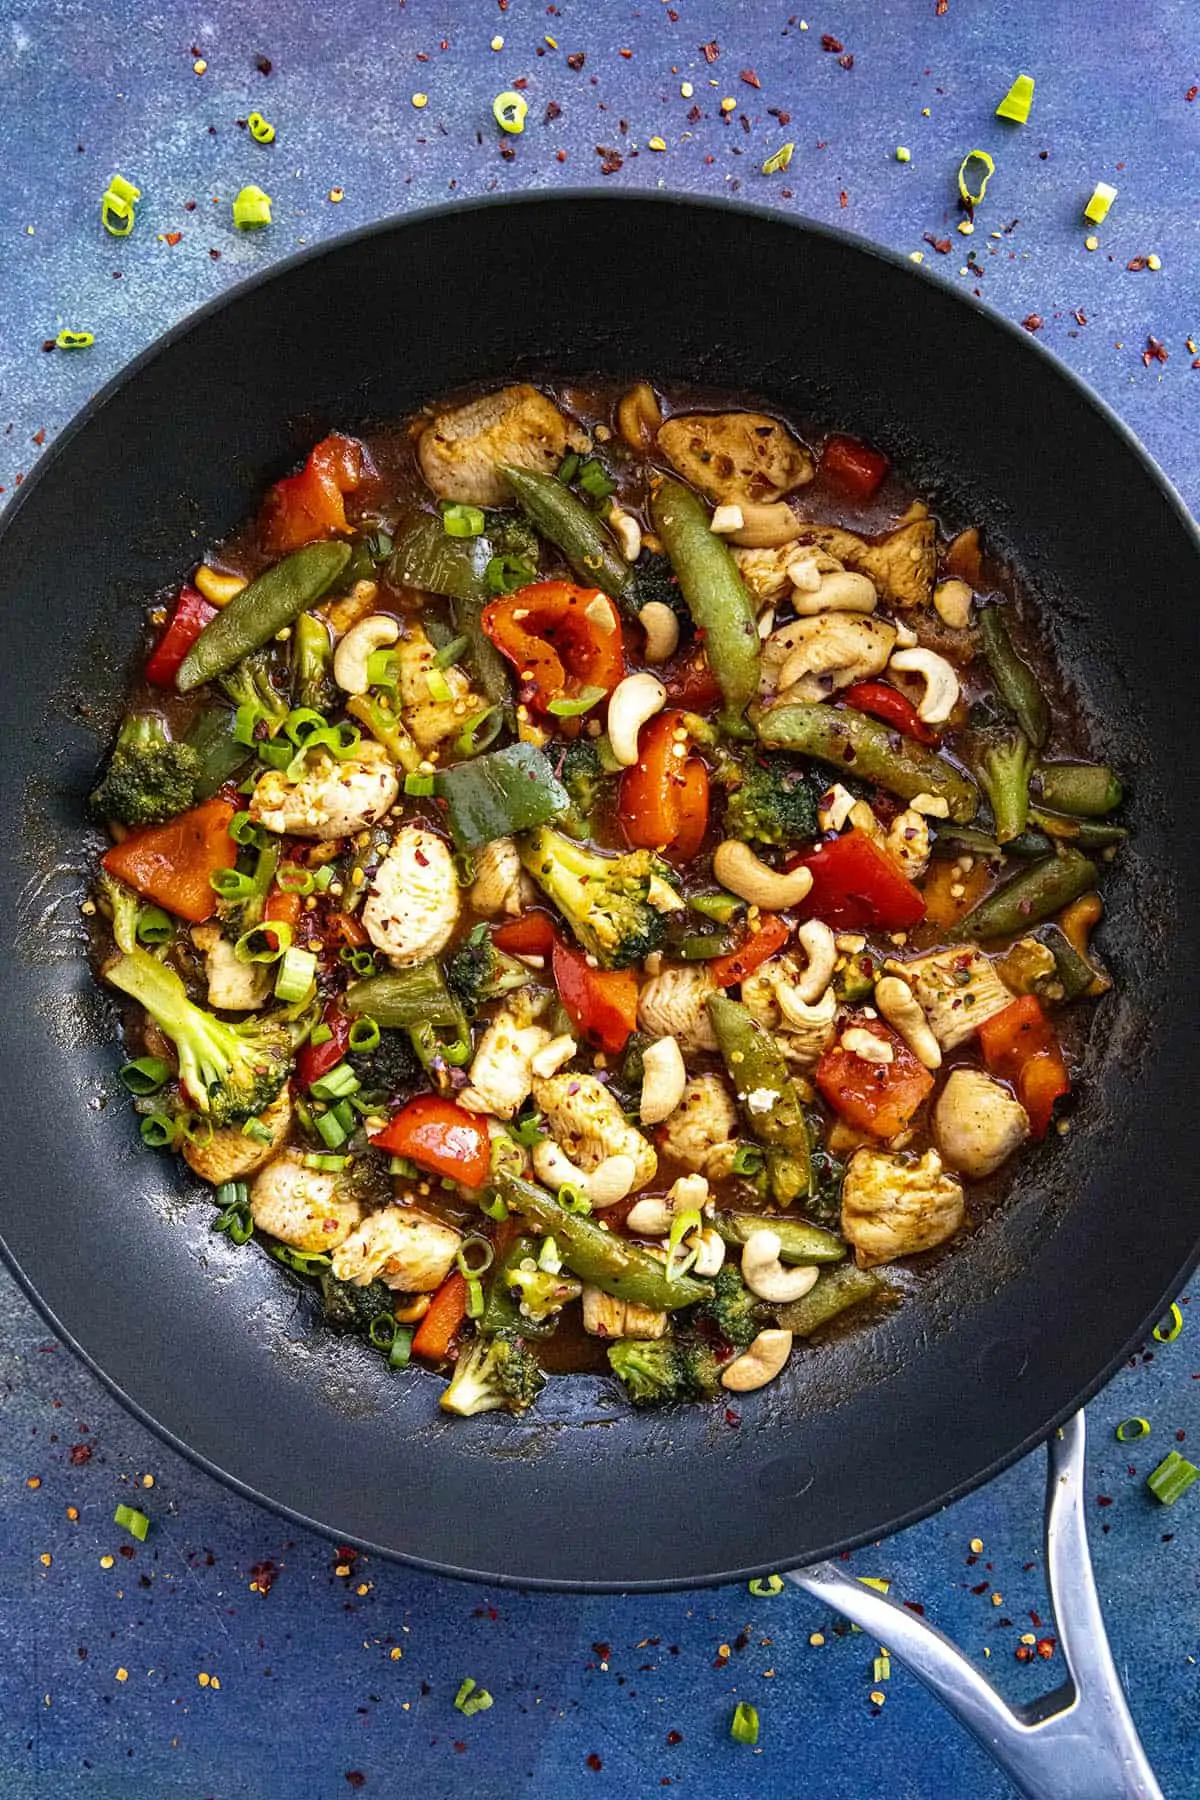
[250,1149,362,1253]
[657,412,814,504]
[418,384,589,508]
[933,1068,1030,1178]
[740,961,839,1068]
[790,516,936,609]
[459,992,553,1120]
[657,1074,740,1179]
[893,946,1015,1052]
[396,625,488,755]
[533,1072,657,1190]
[841,1147,965,1268]
[731,544,842,602]
[762,612,896,704]
[884,809,932,881]
[330,1203,462,1291]
[190,922,270,1012]
[249,742,399,841]
[581,1285,668,1340]
[467,836,535,918]
[184,1084,292,1185]
[637,964,719,1054]
[362,824,460,966]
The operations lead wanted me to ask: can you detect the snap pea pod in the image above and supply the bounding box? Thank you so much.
[1034,923,1099,1002]
[708,995,811,1206]
[479,1234,558,1339]
[978,605,1050,750]
[948,847,1097,941]
[712,1211,846,1266]
[650,477,760,735]
[1028,806,1127,850]
[176,542,351,691]
[497,1173,710,1312]
[499,463,631,601]
[758,702,979,822]
[775,1264,886,1336]
[452,595,513,709]
[1033,762,1123,817]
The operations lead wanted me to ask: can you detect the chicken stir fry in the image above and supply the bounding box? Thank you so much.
[88,379,1122,1417]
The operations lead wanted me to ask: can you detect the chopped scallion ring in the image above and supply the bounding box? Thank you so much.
[454,1677,494,1715]
[366,648,398,690]
[666,1208,702,1282]
[55,330,95,350]
[269,1245,332,1276]
[425,668,453,704]
[347,1016,381,1054]
[368,1313,398,1350]
[232,184,273,230]
[456,1235,495,1278]
[276,862,315,895]
[120,1056,172,1096]
[556,1183,592,1215]
[230,809,268,847]
[748,1574,785,1597]
[312,864,336,892]
[556,452,580,485]
[139,1112,179,1149]
[577,457,617,501]
[547,685,606,718]
[309,1061,360,1102]
[233,921,292,964]
[478,1193,509,1222]
[309,1021,333,1048]
[242,1117,274,1144]
[957,149,995,207]
[404,771,436,796]
[455,706,503,758]
[388,1328,413,1369]
[135,907,173,945]
[492,90,528,134]
[441,503,486,538]
[466,1276,485,1319]
[303,1152,353,1172]
[730,1701,759,1745]
[274,945,318,1003]
[995,74,1035,124]
[873,1653,891,1683]
[209,867,256,901]
[761,142,794,175]
[452,851,476,888]
[247,111,276,143]
[1147,1450,1199,1506]
[1115,1417,1150,1443]
[101,173,141,236]
[113,1503,151,1542]
[731,1142,765,1176]
[1152,1304,1183,1343]
[1083,181,1117,225]
[485,551,536,595]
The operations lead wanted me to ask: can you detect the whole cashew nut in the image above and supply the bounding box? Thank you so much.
[333,615,400,695]
[840,1027,894,1064]
[727,503,803,548]
[775,985,838,1035]
[790,570,878,617]
[933,578,974,630]
[640,1036,688,1126]
[625,1196,673,1236]
[532,1137,587,1195]
[874,975,942,1070]
[740,1230,822,1304]
[607,672,667,767]
[692,1228,726,1277]
[710,504,745,535]
[720,1327,794,1392]
[586,1154,638,1209]
[638,600,680,663]
[888,646,960,725]
[792,919,838,1004]
[713,841,814,911]
[609,506,643,562]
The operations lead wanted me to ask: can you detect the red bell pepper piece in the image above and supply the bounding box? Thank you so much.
[296,1003,352,1090]
[325,910,369,949]
[101,797,237,924]
[796,831,926,931]
[842,680,941,747]
[821,434,890,500]
[371,1093,491,1188]
[263,885,302,934]
[619,709,710,860]
[551,936,639,1055]
[708,914,791,988]
[482,581,625,716]
[816,1020,935,1139]
[977,995,1070,1140]
[492,911,557,957]
[663,648,722,711]
[259,433,365,555]
[411,1271,470,1363]
[144,587,217,688]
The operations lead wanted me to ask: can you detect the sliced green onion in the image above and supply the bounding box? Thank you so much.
[556,1183,592,1216]
[389,1154,419,1178]
[215,1181,250,1211]
[556,452,581,485]
[1116,1417,1150,1443]
[311,1062,360,1101]
[748,1574,785,1597]
[1147,1450,1199,1506]
[242,1117,273,1144]
[139,1112,178,1148]
[119,1056,172,1096]
[314,1109,349,1149]
[285,706,327,745]
[508,1110,547,1148]
[247,111,275,143]
[232,184,272,229]
[404,771,436,796]
[425,667,454,703]
[233,921,292,964]
[478,1192,509,1222]
[537,1235,562,1275]
[466,1276,485,1319]
[135,907,173,945]
[101,173,141,236]
[577,458,617,502]
[957,149,995,207]
[388,1327,413,1369]
[485,551,536,595]
[433,634,471,669]
[731,1142,766,1177]
[456,1235,495,1278]
[492,89,528,134]
[256,739,293,769]
[276,863,315,895]
[55,329,95,350]
[452,851,476,888]
[455,706,503,758]
[331,1098,357,1133]
[454,1677,494,1715]
[230,810,268,847]
[113,1503,150,1542]
[234,701,266,743]
[368,1313,397,1350]
[547,685,606,719]
[873,1653,891,1683]
[275,945,318,1003]
[1084,180,1117,225]
[730,1702,759,1746]
[309,1021,333,1048]
[269,1245,332,1276]
[303,1152,353,1171]
[348,1016,381,1053]
[213,1197,253,1245]
[761,142,795,175]
[441,503,486,538]
[210,867,256,901]
[666,1208,702,1281]
[995,73,1035,124]
[1153,1304,1183,1344]
[339,946,378,976]
[367,648,399,690]
[312,863,336,892]
[179,1113,213,1148]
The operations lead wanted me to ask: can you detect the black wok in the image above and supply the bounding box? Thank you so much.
[1,195,1196,1593]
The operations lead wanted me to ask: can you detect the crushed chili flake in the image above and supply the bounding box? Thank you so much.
[821,34,844,51]
[700,40,720,63]
[345,1776,366,1791]
[586,1753,604,1772]
[839,190,849,207]
[924,233,952,254]
[42,339,56,352]
[1097,1494,1113,1506]
[596,145,623,174]
[249,1559,278,1595]
[1143,336,1169,366]
[69,1443,92,1465]
[1021,314,1044,333]
[1127,256,1150,271]
[566,51,585,69]
[937,0,949,11]
[1187,85,1198,102]
[740,68,761,88]
[164,231,182,246]
[839,53,855,69]
[1037,1637,1056,1659]
[544,100,562,122]
[255,55,272,75]
[1072,308,1087,326]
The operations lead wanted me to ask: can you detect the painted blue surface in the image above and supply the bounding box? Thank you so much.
[1,2,1198,1794]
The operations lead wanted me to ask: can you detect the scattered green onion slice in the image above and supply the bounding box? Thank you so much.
[120,1056,172,1096]
[113,1503,150,1542]
[256,739,293,769]
[1147,1450,1199,1506]
[389,1154,419,1178]
[56,330,95,350]
[478,1193,509,1222]
[234,921,292,964]
[179,1114,213,1148]
[455,706,504,759]
[556,1183,592,1216]
[485,551,536,595]
[348,1016,381,1053]
[310,1062,360,1102]
[276,863,315,895]
[537,1235,562,1275]
[873,1653,892,1683]
[748,1574,785,1597]
[366,648,399,690]
[492,89,528,134]
[761,142,794,175]
[666,1208,702,1281]
[247,111,276,143]
[433,634,471,668]
[1115,1417,1150,1443]
[312,864,336,892]
[309,1021,333,1048]
[731,1141,765,1177]
[441,503,486,539]
[1083,181,1117,225]
[101,173,141,236]
[404,771,436,796]
[454,1677,494,1715]
[730,1701,759,1745]
[452,850,476,888]
[214,1180,247,1212]
[508,1111,547,1148]
[556,452,580,485]
[230,810,268,847]
[210,867,256,901]
[1152,1304,1183,1343]
[275,945,318,1003]
[389,1327,413,1369]
[139,1112,178,1149]
[547,685,606,719]
[368,1313,398,1350]
[426,667,454,703]
[135,906,173,945]
[995,73,1035,124]
[242,1117,274,1144]
[466,1277,485,1319]
[957,149,995,207]
[315,1110,350,1150]
[577,457,617,502]
[456,1235,495,1278]
[269,1245,332,1276]
[303,1152,353,1171]
[232,184,272,230]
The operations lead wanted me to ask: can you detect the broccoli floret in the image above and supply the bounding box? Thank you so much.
[606,1336,722,1407]
[973,725,1036,845]
[319,1271,395,1333]
[631,551,688,626]
[692,1264,770,1352]
[96,870,146,955]
[556,738,608,839]
[91,713,201,827]
[348,1027,420,1103]
[446,924,533,1015]
[517,826,679,970]
[291,611,337,714]
[104,946,292,1125]
[719,751,818,848]
[218,650,290,743]
[439,1328,546,1416]
[505,1262,583,1324]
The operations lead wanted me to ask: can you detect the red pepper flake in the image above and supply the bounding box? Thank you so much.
[69,1443,92,1465]
[209,248,222,260]
[740,68,760,88]
[1072,308,1087,326]
[839,53,855,69]
[971,1581,989,1595]
[1143,336,1169,366]
[700,40,720,63]
[345,1777,366,1792]
[902,1600,926,1615]
[32,429,45,446]
[821,34,844,51]
[1127,256,1150,271]
[924,233,952,254]
[1015,1643,1033,1662]
[249,1559,278,1595]
[666,1729,683,1745]
[724,1406,741,1427]
[255,55,272,76]
[1021,314,1044,333]
[566,51,585,70]
[1097,1494,1113,1507]
[937,0,949,11]
[1036,1637,1056,1659]
[1187,85,1198,102]
[164,231,182,246]
[586,1754,604,1772]
[1029,1610,1042,1627]
[687,104,702,122]
[544,100,562,122]
[42,339,56,352]
[596,145,623,174]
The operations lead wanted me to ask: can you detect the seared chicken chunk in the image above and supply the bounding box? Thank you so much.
[363,824,460,967]
[841,1147,965,1267]
[468,836,535,918]
[657,412,814,504]
[732,543,842,602]
[657,1074,740,1179]
[638,965,719,1054]
[191,922,270,1012]
[581,1286,668,1340]
[933,1069,1030,1178]
[895,946,1015,1052]
[184,1085,292,1185]
[331,1204,461,1292]
[250,742,399,841]
[740,961,839,1068]
[250,1149,362,1253]
[763,612,896,704]
[460,992,553,1120]
[396,625,488,755]
[418,384,588,508]
[533,1072,657,1190]
[790,516,936,609]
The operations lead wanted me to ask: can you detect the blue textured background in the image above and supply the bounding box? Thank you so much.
[1,4,1197,1795]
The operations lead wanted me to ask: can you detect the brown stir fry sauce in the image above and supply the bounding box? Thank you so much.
[87,381,1123,1415]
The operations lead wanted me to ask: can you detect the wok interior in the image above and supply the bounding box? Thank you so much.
[2,197,1196,1587]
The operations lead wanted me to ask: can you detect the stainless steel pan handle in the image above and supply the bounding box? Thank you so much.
[789,1414,1162,1800]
